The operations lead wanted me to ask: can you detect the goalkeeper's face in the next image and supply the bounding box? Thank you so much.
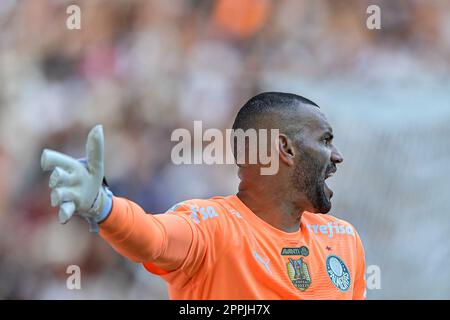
[289,108,343,214]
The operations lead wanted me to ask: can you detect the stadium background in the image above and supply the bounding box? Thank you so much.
[0,0,449,299]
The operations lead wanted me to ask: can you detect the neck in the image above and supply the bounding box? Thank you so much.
[236,177,304,233]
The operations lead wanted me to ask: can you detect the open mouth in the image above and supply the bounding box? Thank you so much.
[324,168,336,199]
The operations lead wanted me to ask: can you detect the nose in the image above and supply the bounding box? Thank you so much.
[331,145,343,164]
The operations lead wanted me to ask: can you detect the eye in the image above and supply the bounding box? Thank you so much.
[322,137,332,146]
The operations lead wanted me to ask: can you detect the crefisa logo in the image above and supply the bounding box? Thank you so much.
[326,255,351,291]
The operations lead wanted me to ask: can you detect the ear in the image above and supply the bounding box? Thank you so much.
[278,134,295,166]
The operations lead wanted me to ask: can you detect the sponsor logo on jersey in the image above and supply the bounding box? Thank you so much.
[281,246,309,256]
[166,202,220,224]
[253,251,272,274]
[306,222,355,238]
[326,255,351,291]
[189,205,219,224]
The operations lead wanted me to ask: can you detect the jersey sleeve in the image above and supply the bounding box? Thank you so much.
[144,199,230,288]
[99,197,194,270]
[352,230,367,300]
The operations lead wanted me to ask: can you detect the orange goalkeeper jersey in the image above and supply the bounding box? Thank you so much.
[100,195,366,300]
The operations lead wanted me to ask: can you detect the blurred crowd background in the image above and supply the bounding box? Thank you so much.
[0,0,449,299]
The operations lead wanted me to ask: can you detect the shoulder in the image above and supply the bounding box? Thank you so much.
[164,196,233,226]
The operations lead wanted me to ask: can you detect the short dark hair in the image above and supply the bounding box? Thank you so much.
[232,92,319,131]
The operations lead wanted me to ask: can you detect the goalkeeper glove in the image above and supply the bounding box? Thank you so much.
[40,125,113,233]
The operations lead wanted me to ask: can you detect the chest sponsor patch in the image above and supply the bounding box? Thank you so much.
[307,222,355,238]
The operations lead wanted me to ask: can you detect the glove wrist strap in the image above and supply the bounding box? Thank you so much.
[86,187,113,233]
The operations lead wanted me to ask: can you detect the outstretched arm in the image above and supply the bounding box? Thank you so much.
[100,196,194,271]
[41,125,196,272]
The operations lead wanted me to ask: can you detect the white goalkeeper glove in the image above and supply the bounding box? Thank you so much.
[41,125,113,233]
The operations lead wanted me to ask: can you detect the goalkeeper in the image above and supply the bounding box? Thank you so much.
[41,92,366,299]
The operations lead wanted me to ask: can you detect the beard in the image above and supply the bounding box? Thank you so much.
[292,151,332,214]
